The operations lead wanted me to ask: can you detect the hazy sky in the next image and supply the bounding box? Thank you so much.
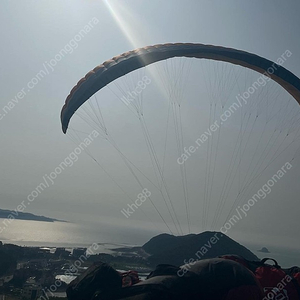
[1,0,300,246]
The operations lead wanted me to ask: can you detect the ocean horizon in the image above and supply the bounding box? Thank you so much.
[0,218,299,268]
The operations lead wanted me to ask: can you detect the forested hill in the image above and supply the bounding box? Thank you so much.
[143,231,258,266]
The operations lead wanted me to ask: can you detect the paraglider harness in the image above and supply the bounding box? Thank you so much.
[66,257,300,300]
[69,259,264,300]
[221,255,300,300]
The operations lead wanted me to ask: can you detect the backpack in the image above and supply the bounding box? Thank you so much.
[221,255,300,300]
[66,261,122,300]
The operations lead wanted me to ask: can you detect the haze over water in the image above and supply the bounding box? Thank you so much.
[1,219,299,268]
[0,219,137,248]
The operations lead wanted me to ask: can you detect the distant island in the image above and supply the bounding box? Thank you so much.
[258,247,270,253]
[0,208,66,223]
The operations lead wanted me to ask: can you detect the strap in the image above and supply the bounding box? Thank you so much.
[261,258,280,268]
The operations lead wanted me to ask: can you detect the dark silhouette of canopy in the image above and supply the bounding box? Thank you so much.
[61,43,300,133]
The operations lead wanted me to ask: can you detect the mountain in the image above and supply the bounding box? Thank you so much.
[0,208,65,222]
[143,231,258,266]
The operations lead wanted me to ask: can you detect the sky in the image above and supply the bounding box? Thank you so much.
[1,0,300,247]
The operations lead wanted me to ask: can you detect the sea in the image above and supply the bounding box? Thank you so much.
[0,219,138,250]
[0,219,299,267]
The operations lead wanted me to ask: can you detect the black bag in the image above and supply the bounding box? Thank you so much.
[66,261,122,300]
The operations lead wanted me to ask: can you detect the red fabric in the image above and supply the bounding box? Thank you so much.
[120,270,140,287]
[221,256,300,300]
[295,273,300,285]
[255,266,299,300]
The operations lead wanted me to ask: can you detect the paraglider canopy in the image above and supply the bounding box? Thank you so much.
[61,43,300,133]
[60,43,300,237]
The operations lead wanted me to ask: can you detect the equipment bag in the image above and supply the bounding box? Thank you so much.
[221,255,300,300]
